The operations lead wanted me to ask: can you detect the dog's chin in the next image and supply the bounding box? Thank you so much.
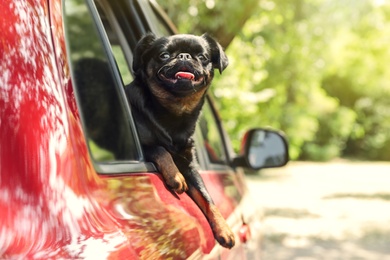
[158,73,207,96]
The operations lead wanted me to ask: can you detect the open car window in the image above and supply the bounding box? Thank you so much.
[64,0,230,173]
[64,0,145,173]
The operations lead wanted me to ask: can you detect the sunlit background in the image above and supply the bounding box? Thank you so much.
[161,0,390,161]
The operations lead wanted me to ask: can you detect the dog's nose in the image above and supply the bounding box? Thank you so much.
[177,53,192,60]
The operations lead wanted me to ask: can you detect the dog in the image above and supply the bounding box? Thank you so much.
[125,33,235,248]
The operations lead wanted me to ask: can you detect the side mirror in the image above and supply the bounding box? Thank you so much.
[232,128,289,170]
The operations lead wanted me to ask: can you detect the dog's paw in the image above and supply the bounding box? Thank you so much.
[208,206,236,249]
[214,226,235,249]
[165,171,188,194]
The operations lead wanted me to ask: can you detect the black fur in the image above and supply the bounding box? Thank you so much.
[74,33,234,248]
[125,33,228,191]
[125,33,235,248]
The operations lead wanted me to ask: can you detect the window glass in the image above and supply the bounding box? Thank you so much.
[143,2,173,36]
[95,0,133,85]
[199,101,227,164]
[111,45,133,84]
[64,0,139,163]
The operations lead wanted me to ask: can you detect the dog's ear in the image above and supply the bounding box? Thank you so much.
[133,32,157,76]
[202,34,229,74]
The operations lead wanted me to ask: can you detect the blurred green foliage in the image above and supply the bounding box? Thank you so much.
[160,0,390,161]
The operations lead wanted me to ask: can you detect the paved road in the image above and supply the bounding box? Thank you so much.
[246,161,390,260]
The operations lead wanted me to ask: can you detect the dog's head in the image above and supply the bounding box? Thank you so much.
[132,33,228,113]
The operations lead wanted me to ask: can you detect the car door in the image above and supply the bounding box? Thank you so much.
[62,0,243,258]
[125,2,262,258]
[62,0,266,258]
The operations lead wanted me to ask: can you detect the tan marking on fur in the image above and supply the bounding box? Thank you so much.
[148,81,209,115]
[153,148,188,193]
[145,64,211,114]
[188,187,236,248]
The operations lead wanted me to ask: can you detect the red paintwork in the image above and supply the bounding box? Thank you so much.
[239,224,252,243]
[0,0,255,259]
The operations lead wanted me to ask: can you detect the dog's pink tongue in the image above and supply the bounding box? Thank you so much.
[175,72,195,80]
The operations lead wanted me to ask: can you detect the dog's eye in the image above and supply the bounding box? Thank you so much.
[160,52,170,60]
[198,54,208,61]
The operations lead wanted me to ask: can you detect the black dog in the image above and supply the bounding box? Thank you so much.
[125,33,235,248]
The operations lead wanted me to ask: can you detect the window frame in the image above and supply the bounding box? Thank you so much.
[95,0,134,84]
[65,0,235,174]
[194,96,234,172]
[64,0,160,174]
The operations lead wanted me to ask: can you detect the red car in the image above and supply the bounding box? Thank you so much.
[0,0,288,259]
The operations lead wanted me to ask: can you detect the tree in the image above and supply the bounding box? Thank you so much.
[211,0,355,160]
[323,1,390,160]
[160,0,259,47]
[161,0,390,161]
